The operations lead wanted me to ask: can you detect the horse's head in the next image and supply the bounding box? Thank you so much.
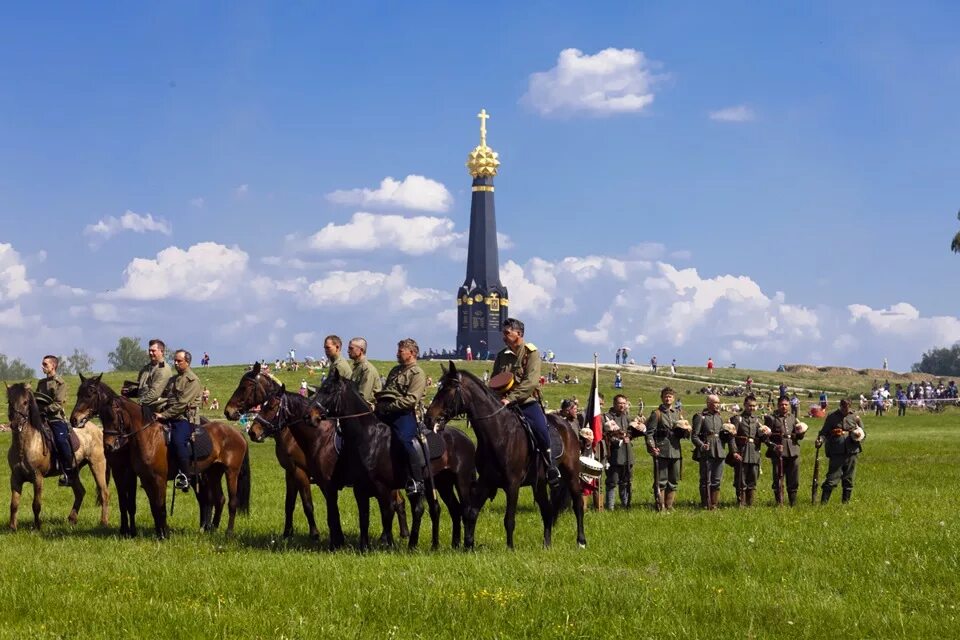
[247,383,288,443]
[224,362,279,421]
[307,366,355,427]
[424,361,469,428]
[71,372,106,429]
[6,382,40,434]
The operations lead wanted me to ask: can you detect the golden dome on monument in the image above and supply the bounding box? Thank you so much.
[466,108,500,178]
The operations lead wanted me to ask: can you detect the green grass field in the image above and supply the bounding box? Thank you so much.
[1,362,958,639]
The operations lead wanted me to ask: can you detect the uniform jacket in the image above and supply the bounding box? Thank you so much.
[731,414,766,465]
[691,410,731,460]
[329,355,353,380]
[376,363,425,415]
[137,361,173,411]
[158,367,203,425]
[351,357,382,408]
[36,375,67,422]
[645,405,687,460]
[492,343,541,405]
[763,411,804,459]
[603,411,635,466]
[818,410,863,457]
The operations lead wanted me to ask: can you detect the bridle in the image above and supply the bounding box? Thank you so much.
[90,388,158,451]
[434,373,508,425]
[308,382,375,428]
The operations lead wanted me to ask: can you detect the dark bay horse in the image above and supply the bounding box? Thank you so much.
[6,383,110,531]
[224,364,409,547]
[308,368,478,550]
[70,374,250,538]
[424,362,586,549]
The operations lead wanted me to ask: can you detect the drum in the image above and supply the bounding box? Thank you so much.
[488,371,515,394]
[579,456,603,479]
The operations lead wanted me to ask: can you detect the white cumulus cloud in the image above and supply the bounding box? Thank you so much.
[709,105,755,122]
[848,302,960,347]
[111,242,249,301]
[0,244,31,302]
[84,210,172,244]
[521,47,662,117]
[299,266,443,310]
[327,175,453,213]
[305,212,461,256]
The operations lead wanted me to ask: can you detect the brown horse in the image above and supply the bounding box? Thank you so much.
[70,374,250,538]
[6,382,110,531]
[424,362,586,549]
[224,364,409,548]
[308,368,478,550]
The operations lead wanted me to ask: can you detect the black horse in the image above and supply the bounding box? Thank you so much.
[308,368,478,550]
[224,365,410,548]
[424,362,586,549]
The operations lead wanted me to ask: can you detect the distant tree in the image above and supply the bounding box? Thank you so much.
[60,348,95,376]
[952,210,960,253]
[912,344,960,376]
[107,337,148,372]
[0,353,36,380]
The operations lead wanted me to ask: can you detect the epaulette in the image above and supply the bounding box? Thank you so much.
[525,342,538,352]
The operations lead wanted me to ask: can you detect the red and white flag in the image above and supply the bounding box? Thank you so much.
[584,359,603,445]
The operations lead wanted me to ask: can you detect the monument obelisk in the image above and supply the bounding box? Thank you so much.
[456,109,509,360]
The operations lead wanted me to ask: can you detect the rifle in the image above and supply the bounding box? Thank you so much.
[652,455,663,512]
[777,450,785,506]
[811,442,822,504]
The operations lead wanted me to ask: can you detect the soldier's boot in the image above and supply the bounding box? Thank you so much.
[841,488,852,504]
[788,491,797,507]
[604,488,616,511]
[699,486,709,510]
[820,486,833,504]
[592,490,603,512]
[664,491,676,511]
[710,489,721,510]
[544,450,561,488]
[745,489,755,507]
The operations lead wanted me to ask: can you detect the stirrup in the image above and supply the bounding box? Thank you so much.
[174,472,190,492]
[406,479,424,496]
[58,472,72,487]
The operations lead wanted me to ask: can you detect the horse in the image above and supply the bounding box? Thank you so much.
[6,382,110,531]
[224,364,409,546]
[424,362,586,549]
[70,374,251,538]
[307,368,478,550]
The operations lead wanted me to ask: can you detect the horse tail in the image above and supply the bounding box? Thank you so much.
[237,448,252,514]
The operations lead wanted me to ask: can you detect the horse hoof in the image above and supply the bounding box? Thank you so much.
[578,542,586,549]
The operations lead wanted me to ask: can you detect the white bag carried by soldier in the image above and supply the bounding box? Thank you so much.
[851,425,866,442]
[795,421,809,436]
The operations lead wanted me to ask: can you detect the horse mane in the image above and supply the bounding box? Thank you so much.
[7,382,45,432]
[453,368,500,404]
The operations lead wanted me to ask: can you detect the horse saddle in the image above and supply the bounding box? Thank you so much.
[419,428,446,460]
[68,430,81,453]
[161,424,214,460]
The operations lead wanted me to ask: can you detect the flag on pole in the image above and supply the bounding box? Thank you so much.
[584,356,603,445]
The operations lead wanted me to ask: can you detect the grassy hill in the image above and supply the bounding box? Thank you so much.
[0,363,958,638]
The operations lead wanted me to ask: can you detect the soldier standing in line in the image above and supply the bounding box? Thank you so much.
[35,355,75,486]
[603,394,635,510]
[375,338,427,496]
[348,337,381,409]
[730,394,769,507]
[691,394,732,510]
[764,395,807,506]
[324,335,354,380]
[158,349,203,491]
[816,398,865,504]
[122,338,173,417]
[644,387,689,511]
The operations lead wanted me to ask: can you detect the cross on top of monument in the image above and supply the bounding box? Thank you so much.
[477,108,489,146]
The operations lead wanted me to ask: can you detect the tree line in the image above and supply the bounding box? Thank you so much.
[0,337,152,380]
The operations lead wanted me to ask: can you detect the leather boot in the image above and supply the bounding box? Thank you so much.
[842,488,852,504]
[544,450,561,487]
[745,489,755,507]
[664,491,676,511]
[592,490,603,512]
[788,491,797,507]
[604,488,616,511]
[710,489,721,510]
[820,486,833,504]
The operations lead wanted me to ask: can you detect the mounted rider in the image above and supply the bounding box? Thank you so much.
[375,338,427,496]
[324,335,354,380]
[35,355,74,487]
[157,349,203,492]
[348,336,382,409]
[490,317,561,487]
[122,338,173,418]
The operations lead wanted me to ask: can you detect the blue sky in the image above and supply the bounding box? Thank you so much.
[1,2,959,371]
